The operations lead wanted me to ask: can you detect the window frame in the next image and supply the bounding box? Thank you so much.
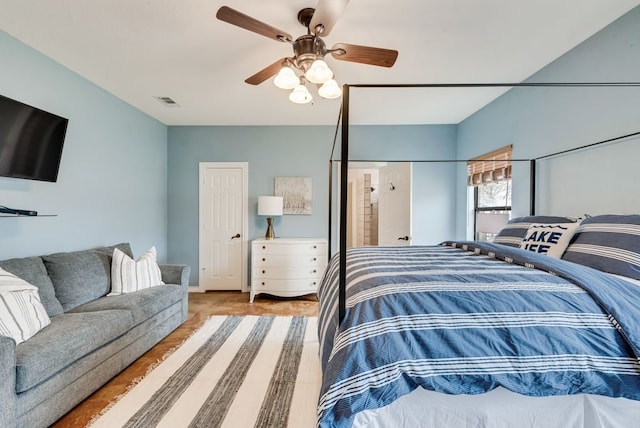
[473,180,512,241]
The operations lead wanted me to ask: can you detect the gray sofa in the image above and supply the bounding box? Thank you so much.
[0,242,190,428]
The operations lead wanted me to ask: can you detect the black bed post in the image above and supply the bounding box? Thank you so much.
[328,160,333,260]
[530,159,536,215]
[339,85,350,324]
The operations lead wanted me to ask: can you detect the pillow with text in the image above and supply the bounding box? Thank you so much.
[519,223,580,258]
[493,215,576,247]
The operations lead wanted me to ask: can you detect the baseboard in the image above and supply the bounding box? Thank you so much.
[187,286,205,293]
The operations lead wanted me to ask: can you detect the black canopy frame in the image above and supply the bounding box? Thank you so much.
[328,81,640,324]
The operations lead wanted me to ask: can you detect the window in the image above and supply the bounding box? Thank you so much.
[468,145,513,241]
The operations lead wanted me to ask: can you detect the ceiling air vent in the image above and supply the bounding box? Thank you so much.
[154,96,180,107]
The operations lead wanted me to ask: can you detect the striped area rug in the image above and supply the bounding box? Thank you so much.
[90,316,321,428]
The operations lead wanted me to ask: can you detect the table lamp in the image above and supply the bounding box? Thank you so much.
[258,196,283,240]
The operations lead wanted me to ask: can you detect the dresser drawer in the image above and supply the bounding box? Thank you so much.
[252,242,327,256]
[253,266,324,279]
[252,253,327,268]
[252,278,320,293]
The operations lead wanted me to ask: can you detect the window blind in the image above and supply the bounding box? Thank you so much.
[467,145,512,186]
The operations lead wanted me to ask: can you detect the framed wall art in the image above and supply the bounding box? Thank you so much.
[275,176,312,215]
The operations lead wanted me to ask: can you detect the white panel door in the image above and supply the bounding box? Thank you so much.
[379,163,412,246]
[199,163,247,290]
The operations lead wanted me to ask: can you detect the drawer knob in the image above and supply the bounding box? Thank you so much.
[312,282,317,285]
[261,282,265,285]
[312,269,317,274]
[262,245,266,249]
[262,270,266,274]
[313,245,317,249]
[262,258,266,262]
[312,257,317,261]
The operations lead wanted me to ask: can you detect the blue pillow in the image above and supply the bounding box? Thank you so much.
[493,216,576,247]
[562,214,640,280]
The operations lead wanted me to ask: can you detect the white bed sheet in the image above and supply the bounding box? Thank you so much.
[352,386,640,428]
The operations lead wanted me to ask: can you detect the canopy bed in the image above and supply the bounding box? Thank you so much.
[318,82,640,427]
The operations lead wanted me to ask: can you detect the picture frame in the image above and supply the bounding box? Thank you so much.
[275,176,312,215]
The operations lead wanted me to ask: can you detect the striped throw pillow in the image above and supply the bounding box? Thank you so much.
[493,216,576,247]
[562,214,640,281]
[0,267,51,344]
[110,247,164,295]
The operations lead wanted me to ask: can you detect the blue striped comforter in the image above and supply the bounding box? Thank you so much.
[317,242,640,427]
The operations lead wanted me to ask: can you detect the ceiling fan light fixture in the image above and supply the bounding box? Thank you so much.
[305,59,333,84]
[274,66,300,89]
[318,79,342,99]
[289,84,313,104]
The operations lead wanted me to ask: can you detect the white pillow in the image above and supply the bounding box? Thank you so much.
[520,223,580,258]
[109,247,164,295]
[0,267,51,344]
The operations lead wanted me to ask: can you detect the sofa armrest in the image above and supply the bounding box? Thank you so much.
[159,264,190,287]
[0,335,17,427]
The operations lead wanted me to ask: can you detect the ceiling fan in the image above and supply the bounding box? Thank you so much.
[216,0,398,103]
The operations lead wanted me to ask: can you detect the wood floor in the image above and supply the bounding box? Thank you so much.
[51,291,319,427]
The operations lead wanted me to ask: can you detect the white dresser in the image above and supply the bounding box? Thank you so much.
[250,238,328,303]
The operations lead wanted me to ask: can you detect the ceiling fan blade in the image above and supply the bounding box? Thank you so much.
[216,6,293,42]
[245,58,288,85]
[330,43,398,68]
[309,0,350,36]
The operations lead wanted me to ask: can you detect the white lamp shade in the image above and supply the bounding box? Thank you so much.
[289,84,313,104]
[318,79,342,99]
[258,196,283,216]
[305,59,333,84]
[274,66,299,89]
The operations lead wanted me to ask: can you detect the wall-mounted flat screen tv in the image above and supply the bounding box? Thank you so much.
[0,94,68,182]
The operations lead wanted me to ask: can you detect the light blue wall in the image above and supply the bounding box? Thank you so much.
[455,6,640,238]
[167,124,456,286]
[167,126,334,286]
[0,31,169,261]
[343,125,458,246]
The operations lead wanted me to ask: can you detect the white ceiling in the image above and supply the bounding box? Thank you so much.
[0,0,638,126]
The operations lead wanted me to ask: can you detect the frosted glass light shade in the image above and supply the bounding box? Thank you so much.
[318,79,342,99]
[305,59,333,84]
[258,196,283,216]
[274,66,299,89]
[289,85,313,104]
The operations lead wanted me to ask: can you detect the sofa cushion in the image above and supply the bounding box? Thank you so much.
[15,310,133,393]
[69,284,184,326]
[0,257,63,317]
[41,243,133,312]
[93,242,134,260]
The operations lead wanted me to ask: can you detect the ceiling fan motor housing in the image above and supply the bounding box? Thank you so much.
[293,35,327,71]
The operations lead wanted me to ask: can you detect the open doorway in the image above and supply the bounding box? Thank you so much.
[347,162,412,248]
[347,167,380,247]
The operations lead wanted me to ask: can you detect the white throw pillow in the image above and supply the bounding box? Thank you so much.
[519,223,580,258]
[110,247,164,295]
[0,267,51,344]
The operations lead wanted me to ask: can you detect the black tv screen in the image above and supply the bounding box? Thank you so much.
[0,95,68,182]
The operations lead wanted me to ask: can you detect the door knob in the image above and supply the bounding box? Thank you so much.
[231,233,240,239]
[398,236,409,241]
